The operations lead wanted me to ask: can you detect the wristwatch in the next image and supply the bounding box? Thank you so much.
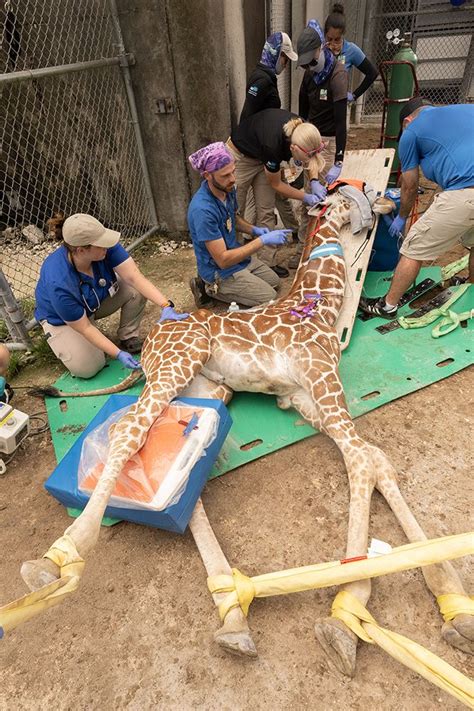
[164,299,174,308]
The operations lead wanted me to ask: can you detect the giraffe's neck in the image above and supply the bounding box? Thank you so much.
[282,204,349,326]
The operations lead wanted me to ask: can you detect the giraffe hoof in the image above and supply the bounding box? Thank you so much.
[21,557,60,591]
[314,617,358,677]
[214,628,258,658]
[441,615,474,655]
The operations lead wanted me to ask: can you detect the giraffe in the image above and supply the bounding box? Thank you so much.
[21,192,473,675]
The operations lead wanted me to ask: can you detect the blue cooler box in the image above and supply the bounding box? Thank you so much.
[368,188,401,272]
[45,394,232,534]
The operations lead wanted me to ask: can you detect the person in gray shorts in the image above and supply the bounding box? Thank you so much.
[35,213,189,378]
[359,98,474,319]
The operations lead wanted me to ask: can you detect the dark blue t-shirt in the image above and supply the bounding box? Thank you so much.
[35,243,129,325]
[187,181,250,283]
[399,105,474,191]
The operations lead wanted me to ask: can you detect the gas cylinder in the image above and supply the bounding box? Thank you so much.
[385,37,418,184]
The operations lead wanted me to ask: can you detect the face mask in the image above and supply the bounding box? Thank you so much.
[309,52,325,73]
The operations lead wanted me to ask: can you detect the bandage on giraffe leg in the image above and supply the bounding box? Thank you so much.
[189,498,257,659]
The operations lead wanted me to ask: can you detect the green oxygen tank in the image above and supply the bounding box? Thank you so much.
[385,36,418,185]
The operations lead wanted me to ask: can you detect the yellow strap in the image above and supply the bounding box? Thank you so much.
[437,593,474,622]
[207,532,473,622]
[332,591,474,709]
[0,535,84,634]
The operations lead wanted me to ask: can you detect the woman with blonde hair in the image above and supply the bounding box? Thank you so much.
[227,108,325,273]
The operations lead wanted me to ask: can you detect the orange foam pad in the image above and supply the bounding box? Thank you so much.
[80,405,204,504]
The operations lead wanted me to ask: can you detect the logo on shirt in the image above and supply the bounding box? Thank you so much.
[248,85,259,97]
[320,89,328,101]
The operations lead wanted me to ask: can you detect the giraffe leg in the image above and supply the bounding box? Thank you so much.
[180,377,256,657]
[289,385,376,677]
[22,333,212,591]
[371,449,474,655]
[189,499,257,658]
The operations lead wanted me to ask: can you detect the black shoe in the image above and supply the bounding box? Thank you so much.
[119,337,143,354]
[189,276,212,308]
[271,265,290,278]
[358,296,398,319]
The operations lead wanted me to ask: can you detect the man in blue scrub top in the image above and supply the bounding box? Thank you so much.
[359,98,474,318]
[187,142,291,308]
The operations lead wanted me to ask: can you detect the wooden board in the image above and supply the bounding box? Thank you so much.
[334,148,395,350]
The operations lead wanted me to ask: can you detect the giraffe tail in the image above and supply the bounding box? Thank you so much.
[27,370,145,399]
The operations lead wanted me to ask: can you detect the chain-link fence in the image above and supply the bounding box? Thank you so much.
[343,0,473,121]
[0,0,156,345]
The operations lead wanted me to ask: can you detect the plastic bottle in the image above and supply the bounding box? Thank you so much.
[227,301,240,313]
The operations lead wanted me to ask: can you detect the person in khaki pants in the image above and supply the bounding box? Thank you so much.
[227,110,325,271]
[187,142,293,308]
[359,98,474,318]
[34,213,188,378]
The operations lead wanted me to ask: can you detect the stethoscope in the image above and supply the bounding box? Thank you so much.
[78,277,107,313]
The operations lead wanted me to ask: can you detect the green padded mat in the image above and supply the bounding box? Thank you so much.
[45,268,473,479]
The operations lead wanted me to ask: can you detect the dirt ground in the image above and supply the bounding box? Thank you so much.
[0,127,473,710]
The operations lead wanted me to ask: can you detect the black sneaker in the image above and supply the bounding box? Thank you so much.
[271,265,290,278]
[358,296,398,319]
[189,276,212,308]
[119,337,143,354]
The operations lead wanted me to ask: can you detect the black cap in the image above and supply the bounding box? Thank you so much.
[398,97,432,140]
[296,26,322,67]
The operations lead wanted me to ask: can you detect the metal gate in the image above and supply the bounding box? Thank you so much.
[343,0,474,121]
[0,0,157,349]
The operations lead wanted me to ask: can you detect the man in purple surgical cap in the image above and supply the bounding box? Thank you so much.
[187,142,292,308]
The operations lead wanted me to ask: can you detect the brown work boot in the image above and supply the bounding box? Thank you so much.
[190,276,212,308]
[119,337,143,354]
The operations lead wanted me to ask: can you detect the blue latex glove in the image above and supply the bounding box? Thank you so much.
[325,163,342,185]
[159,306,190,323]
[260,229,292,246]
[347,92,355,102]
[303,193,321,207]
[388,214,407,238]
[251,226,270,237]
[116,351,141,369]
[310,180,327,202]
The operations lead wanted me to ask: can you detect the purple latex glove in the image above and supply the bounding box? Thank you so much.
[303,193,320,207]
[116,351,142,369]
[260,229,292,246]
[388,214,407,238]
[347,92,355,102]
[251,226,270,237]
[159,306,190,323]
[325,163,343,185]
[310,180,327,202]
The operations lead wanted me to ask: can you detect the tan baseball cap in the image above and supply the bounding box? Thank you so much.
[281,32,298,61]
[62,213,120,248]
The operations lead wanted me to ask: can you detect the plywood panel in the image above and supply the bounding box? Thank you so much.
[335,148,395,350]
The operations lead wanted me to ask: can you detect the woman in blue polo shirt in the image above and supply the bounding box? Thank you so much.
[324,4,378,105]
[35,213,188,378]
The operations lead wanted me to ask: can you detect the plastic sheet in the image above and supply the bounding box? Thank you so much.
[78,401,219,511]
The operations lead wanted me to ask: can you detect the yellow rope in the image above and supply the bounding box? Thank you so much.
[331,591,474,709]
[0,535,84,635]
[208,532,473,621]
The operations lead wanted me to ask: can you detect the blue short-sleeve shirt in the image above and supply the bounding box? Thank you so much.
[336,39,366,72]
[399,105,474,191]
[35,243,130,325]
[187,181,250,283]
